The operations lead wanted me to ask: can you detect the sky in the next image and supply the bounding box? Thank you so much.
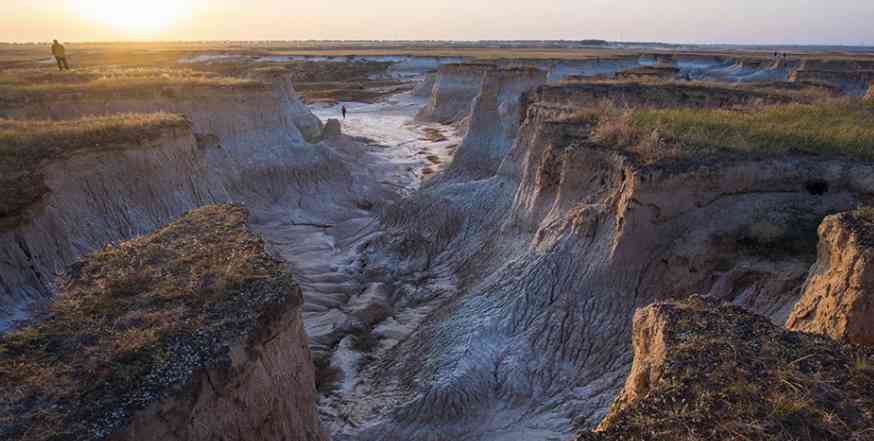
[3,0,874,45]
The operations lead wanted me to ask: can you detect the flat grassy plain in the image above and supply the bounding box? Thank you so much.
[0,66,266,105]
[586,98,874,162]
[632,99,874,159]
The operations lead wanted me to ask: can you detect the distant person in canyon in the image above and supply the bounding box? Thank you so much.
[51,40,69,71]
[342,105,347,120]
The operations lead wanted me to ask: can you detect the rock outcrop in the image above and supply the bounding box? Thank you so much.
[412,72,437,97]
[0,205,326,441]
[435,67,546,181]
[785,210,874,344]
[578,297,874,441]
[321,118,343,140]
[415,63,496,123]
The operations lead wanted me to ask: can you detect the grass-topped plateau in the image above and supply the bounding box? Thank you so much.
[0,205,300,441]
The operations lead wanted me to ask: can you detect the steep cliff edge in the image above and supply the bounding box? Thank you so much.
[416,63,496,124]
[578,297,874,441]
[789,59,874,96]
[785,210,874,344]
[1,68,325,145]
[434,67,546,181]
[412,72,437,97]
[333,82,874,440]
[0,69,354,328]
[0,205,325,441]
[0,115,225,326]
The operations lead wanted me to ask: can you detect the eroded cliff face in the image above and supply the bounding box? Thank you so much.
[116,279,326,441]
[790,60,874,96]
[331,82,874,440]
[2,73,324,146]
[412,73,437,97]
[416,63,496,124]
[0,205,326,441]
[434,67,547,181]
[579,297,874,441]
[0,128,224,325]
[785,211,874,344]
[0,75,353,328]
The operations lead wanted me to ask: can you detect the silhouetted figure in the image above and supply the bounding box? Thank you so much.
[341,105,347,120]
[51,40,69,71]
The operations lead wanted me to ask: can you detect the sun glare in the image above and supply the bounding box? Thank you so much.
[80,0,183,32]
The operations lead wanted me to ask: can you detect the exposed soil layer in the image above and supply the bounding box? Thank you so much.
[786,210,874,344]
[323,77,874,441]
[578,296,874,441]
[0,205,325,441]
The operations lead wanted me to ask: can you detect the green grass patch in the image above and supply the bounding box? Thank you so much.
[630,99,874,159]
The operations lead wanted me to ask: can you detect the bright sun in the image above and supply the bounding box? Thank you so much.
[81,0,183,32]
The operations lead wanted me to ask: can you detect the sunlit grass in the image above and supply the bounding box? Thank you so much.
[0,66,266,104]
[631,99,874,159]
[0,113,189,221]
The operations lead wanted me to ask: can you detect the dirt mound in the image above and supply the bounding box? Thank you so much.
[786,210,874,344]
[578,297,874,441]
[0,205,325,441]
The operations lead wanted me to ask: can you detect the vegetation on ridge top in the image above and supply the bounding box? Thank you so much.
[0,112,189,227]
[589,98,874,162]
[0,205,298,441]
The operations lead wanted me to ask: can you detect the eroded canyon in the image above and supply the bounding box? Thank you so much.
[1,43,874,441]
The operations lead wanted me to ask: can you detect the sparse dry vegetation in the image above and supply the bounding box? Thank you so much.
[0,66,267,105]
[584,98,874,162]
[0,205,300,441]
[580,297,874,441]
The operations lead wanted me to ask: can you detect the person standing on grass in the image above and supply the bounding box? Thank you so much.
[341,105,347,120]
[51,40,69,71]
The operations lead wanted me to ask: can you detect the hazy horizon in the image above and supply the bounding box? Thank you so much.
[3,0,874,45]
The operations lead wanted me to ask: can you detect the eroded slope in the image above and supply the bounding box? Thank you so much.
[0,205,325,441]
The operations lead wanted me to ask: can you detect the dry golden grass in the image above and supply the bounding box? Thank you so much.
[0,112,189,225]
[0,205,299,441]
[0,66,267,105]
[580,98,874,162]
[580,297,874,441]
[631,98,874,159]
[0,112,189,162]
